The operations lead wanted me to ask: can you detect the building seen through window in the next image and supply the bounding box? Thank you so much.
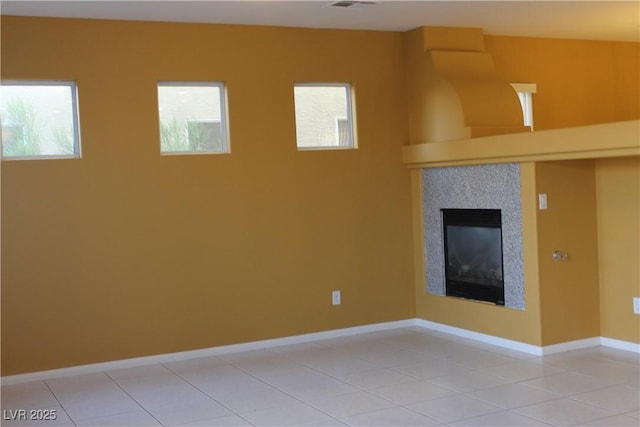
[294,84,356,149]
[157,82,228,154]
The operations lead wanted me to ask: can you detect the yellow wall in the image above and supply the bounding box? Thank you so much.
[485,35,640,130]
[536,160,600,345]
[596,157,640,343]
[3,18,639,375]
[0,17,415,375]
[411,32,640,346]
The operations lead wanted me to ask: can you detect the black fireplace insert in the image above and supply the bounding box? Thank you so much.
[442,209,505,305]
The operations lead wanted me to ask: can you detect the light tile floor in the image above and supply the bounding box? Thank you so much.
[2,327,639,426]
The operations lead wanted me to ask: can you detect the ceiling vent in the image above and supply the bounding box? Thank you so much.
[331,1,376,8]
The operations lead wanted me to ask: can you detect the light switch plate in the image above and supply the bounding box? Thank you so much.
[332,290,341,306]
[539,193,548,210]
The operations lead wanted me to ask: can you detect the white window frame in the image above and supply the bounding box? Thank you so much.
[511,83,536,131]
[293,83,357,150]
[1,80,81,160]
[157,81,230,155]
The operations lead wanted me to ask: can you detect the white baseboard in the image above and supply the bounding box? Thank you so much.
[415,319,544,355]
[3,318,638,385]
[600,337,640,353]
[416,319,639,356]
[540,338,601,355]
[1,319,415,385]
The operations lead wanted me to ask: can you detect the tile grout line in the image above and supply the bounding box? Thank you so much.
[101,370,171,427]
[42,380,78,427]
[158,361,258,426]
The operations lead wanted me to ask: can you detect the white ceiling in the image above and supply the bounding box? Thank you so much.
[1,1,639,42]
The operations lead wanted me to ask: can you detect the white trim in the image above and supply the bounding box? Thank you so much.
[415,319,639,356]
[600,337,640,353]
[4,319,638,385]
[540,338,601,355]
[510,82,536,130]
[1,319,415,385]
[415,319,543,355]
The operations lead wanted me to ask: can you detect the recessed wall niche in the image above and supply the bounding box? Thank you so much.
[422,163,525,310]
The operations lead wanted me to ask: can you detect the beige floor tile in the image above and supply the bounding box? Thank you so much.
[1,381,60,408]
[426,369,512,392]
[144,397,233,426]
[393,358,471,379]
[369,379,456,404]
[570,384,640,413]
[308,390,396,418]
[468,382,561,409]
[181,414,254,426]
[407,394,503,423]
[357,348,441,367]
[581,414,640,426]
[240,401,334,426]
[513,398,615,426]
[340,406,443,426]
[626,409,640,418]
[61,394,142,422]
[45,373,123,405]
[449,410,551,426]
[480,358,565,381]
[213,386,301,413]
[448,349,521,370]
[523,371,618,395]
[75,410,161,426]
[339,368,417,389]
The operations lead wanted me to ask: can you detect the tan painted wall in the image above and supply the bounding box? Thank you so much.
[411,32,639,346]
[3,18,639,375]
[596,157,640,344]
[536,160,601,345]
[485,35,640,130]
[0,17,414,375]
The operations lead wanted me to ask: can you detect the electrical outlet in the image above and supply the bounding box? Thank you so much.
[633,297,640,315]
[332,290,341,306]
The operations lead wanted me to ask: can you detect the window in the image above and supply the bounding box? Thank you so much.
[511,83,536,130]
[157,82,229,154]
[294,83,356,149]
[1,81,81,159]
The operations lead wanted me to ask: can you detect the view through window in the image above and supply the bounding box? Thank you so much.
[294,84,356,149]
[157,82,229,154]
[0,81,81,159]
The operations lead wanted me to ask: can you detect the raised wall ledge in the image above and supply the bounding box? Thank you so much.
[403,120,640,168]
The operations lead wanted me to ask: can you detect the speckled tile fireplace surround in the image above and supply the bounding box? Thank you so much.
[422,163,526,310]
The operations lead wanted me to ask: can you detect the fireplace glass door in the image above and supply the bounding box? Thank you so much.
[442,209,505,305]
